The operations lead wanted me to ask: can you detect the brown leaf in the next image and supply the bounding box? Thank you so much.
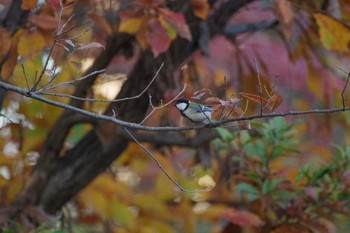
[274,0,294,41]
[267,94,283,111]
[239,92,268,106]
[29,15,58,30]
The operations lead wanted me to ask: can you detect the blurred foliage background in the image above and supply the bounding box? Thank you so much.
[1,0,350,232]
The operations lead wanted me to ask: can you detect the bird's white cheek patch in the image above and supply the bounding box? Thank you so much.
[176,102,188,111]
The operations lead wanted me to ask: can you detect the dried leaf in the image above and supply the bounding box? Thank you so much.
[239,92,268,105]
[314,13,350,52]
[222,208,264,227]
[267,94,283,111]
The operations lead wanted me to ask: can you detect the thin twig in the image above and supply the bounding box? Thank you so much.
[21,64,30,91]
[38,63,164,103]
[139,84,187,124]
[38,69,106,92]
[341,70,350,111]
[122,127,212,193]
[253,58,263,115]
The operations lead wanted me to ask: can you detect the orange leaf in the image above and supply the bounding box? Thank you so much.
[267,94,283,111]
[222,208,264,227]
[190,0,210,20]
[274,0,294,41]
[239,92,268,105]
[22,0,38,10]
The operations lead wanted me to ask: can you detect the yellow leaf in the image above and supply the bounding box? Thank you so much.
[314,13,350,52]
[22,0,38,10]
[119,17,146,34]
[18,31,46,58]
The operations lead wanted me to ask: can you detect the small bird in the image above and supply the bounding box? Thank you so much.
[174,99,214,125]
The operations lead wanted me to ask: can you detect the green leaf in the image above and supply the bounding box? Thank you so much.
[216,127,234,142]
[262,178,284,195]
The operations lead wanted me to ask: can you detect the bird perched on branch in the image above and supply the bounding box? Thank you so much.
[174,99,214,125]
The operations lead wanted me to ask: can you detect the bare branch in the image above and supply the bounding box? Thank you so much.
[139,84,187,124]
[122,127,212,193]
[341,71,350,111]
[1,79,350,131]
[253,58,263,115]
[38,69,106,92]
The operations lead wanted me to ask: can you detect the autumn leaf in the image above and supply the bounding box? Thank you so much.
[158,8,192,40]
[18,30,46,58]
[268,94,283,111]
[22,0,38,10]
[239,92,268,105]
[314,13,350,52]
[29,15,58,30]
[190,0,210,20]
[119,16,147,34]
[274,0,294,41]
[46,0,62,13]
[222,208,264,227]
[146,18,172,57]
[239,92,282,111]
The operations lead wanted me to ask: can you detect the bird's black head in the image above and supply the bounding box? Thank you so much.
[174,99,190,111]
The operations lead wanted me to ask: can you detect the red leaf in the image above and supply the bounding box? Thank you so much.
[222,208,264,227]
[46,0,62,12]
[158,8,192,40]
[146,18,172,57]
